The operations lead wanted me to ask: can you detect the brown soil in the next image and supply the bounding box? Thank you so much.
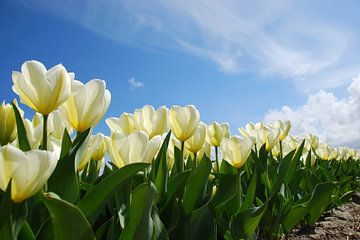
[286,193,360,240]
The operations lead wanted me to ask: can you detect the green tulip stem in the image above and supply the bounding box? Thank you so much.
[279,140,283,160]
[180,141,185,172]
[237,170,243,209]
[41,114,48,150]
[194,152,197,168]
[215,146,220,173]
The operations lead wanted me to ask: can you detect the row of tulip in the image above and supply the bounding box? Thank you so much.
[0,60,359,239]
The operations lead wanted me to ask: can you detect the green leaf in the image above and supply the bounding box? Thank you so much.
[229,200,269,239]
[78,163,149,224]
[189,200,216,240]
[281,181,336,233]
[212,173,237,212]
[160,170,191,212]
[241,171,257,210]
[59,128,72,159]
[0,182,13,239]
[42,193,95,240]
[252,147,272,192]
[18,221,35,240]
[284,140,305,184]
[219,159,238,175]
[47,129,91,203]
[182,157,212,216]
[12,102,31,151]
[154,131,171,204]
[120,182,157,240]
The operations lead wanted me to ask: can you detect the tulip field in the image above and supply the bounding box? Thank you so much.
[0,60,359,240]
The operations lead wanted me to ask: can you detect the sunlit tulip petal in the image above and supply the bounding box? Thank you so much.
[134,105,168,138]
[0,144,57,203]
[107,131,161,168]
[220,136,253,169]
[207,121,230,147]
[60,79,111,133]
[12,60,71,115]
[106,113,135,135]
[185,122,207,154]
[169,105,200,142]
[0,100,21,145]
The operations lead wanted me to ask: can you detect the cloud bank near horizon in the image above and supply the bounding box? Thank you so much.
[265,75,360,148]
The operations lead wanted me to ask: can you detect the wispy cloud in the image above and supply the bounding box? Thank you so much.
[128,77,144,89]
[264,74,360,148]
[15,0,360,91]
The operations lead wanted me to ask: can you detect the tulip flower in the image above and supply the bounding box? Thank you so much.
[106,113,135,135]
[169,105,200,142]
[258,125,280,151]
[273,120,291,141]
[0,144,58,203]
[106,131,161,168]
[12,60,71,115]
[185,122,207,155]
[60,79,111,133]
[0,100,19,145]
[207,121,230,147]
[316,143,332,160]
[134,105,168,138]
[220,136,253,169]
[207,121,230,171]
[77,133,107,171]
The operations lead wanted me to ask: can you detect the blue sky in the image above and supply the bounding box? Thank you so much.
[1,0,360,147]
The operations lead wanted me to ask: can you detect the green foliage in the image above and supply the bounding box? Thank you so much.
[1,129,359,240]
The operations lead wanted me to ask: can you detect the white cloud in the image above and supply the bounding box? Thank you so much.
[15,0,360,91]
[264,75,360,148]
[128,77,144,89]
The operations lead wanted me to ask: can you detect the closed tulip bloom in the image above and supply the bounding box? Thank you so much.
[12,60,71,115]
[169,105,200,142]
[258,125,280,151]
[185,122,207,154]
[77,133,107,171]
[238,122,264,143]
[220,136,253,169]
[0,101,18,145]
[0,144,58,203]
[106,113,135,135]
[306,134,319,151]
[107,131,161,168]
[316,143,332,160]
[273,120,291,141]
[207,121,230,147]
[60,79,111,133]
[134,105,168,138]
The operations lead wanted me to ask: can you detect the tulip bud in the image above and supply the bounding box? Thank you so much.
[238,122,264,144]
[316,143,332,160]
[106,113,135,135]
[258,125,280,151]
[273,120,291,141]
[77,133,107,171]
[0,100,19,145]
[60,79,111,133]
[185,122,207,154]
[107,131,161,168]
[134,105,168,138]
[169,105,200,142]
[220,136,253,169]
[12,60,71,115]
[207,121,230,147]
[0,144,58,202]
